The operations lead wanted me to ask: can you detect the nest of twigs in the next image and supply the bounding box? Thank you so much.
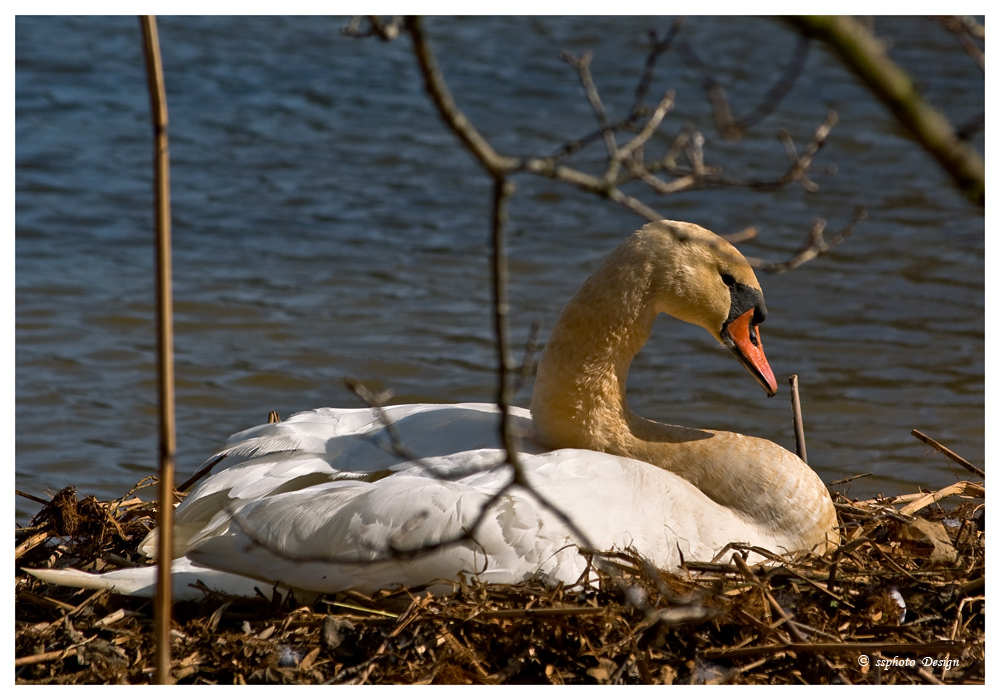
[15,474,984,685]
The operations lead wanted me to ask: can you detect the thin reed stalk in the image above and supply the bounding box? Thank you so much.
[789,374,807,463]
[139,14,176,686]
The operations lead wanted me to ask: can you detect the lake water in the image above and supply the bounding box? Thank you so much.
[15,16,984,522]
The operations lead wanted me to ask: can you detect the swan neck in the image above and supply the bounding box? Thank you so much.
[531,246,657,451]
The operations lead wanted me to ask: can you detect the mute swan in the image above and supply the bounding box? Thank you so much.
[25,220,838,600]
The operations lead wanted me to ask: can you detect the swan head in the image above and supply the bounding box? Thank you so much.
[641,220,778,397]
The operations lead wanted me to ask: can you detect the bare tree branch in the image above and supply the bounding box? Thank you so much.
[736,36,812,133]
[406,16,518,179]
[955,113,984,142]
[788,15,984,206]
[630,19,685,115]
[560,51,620,161]
[343,16,403,41]
[489,178,521,463]
[722,226,759,244]
[641,111,837,196]
[487,174,600,559]
[613,90,676,185]
[929,15,985,74]
[343,376,510,484]
[406,18,668,222]
[744,206,868,274]
[549,20,684,164]
[681,36,811,139]
[511,319,542,398]
[405,16,856,253]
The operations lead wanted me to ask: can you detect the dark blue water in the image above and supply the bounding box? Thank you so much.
[15,16,984,521]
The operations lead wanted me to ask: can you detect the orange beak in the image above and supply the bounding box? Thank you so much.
[725,308,777,397]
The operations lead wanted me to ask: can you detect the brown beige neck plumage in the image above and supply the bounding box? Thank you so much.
[530,227,838,555]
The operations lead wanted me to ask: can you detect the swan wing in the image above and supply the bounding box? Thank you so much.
[145,403,539,556]
[183,449,770,595]
[185,455,574,594]
[181,403,535,502]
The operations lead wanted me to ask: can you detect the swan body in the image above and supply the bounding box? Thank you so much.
[26,221,838,599]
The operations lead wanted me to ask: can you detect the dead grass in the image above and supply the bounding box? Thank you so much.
[15,476,984,684]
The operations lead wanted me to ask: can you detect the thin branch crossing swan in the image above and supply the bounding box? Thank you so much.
[26,221,838,599]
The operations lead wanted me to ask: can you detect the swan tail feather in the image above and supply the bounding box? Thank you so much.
[22,560,276,601]
[23,566,156,596]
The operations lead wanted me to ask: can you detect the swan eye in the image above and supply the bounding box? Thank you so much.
[721,273,736,288]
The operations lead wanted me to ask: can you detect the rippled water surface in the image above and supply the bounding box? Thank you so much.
[16,16,984,521]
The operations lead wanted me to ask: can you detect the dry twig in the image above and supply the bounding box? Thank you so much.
[16,475,984,684]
